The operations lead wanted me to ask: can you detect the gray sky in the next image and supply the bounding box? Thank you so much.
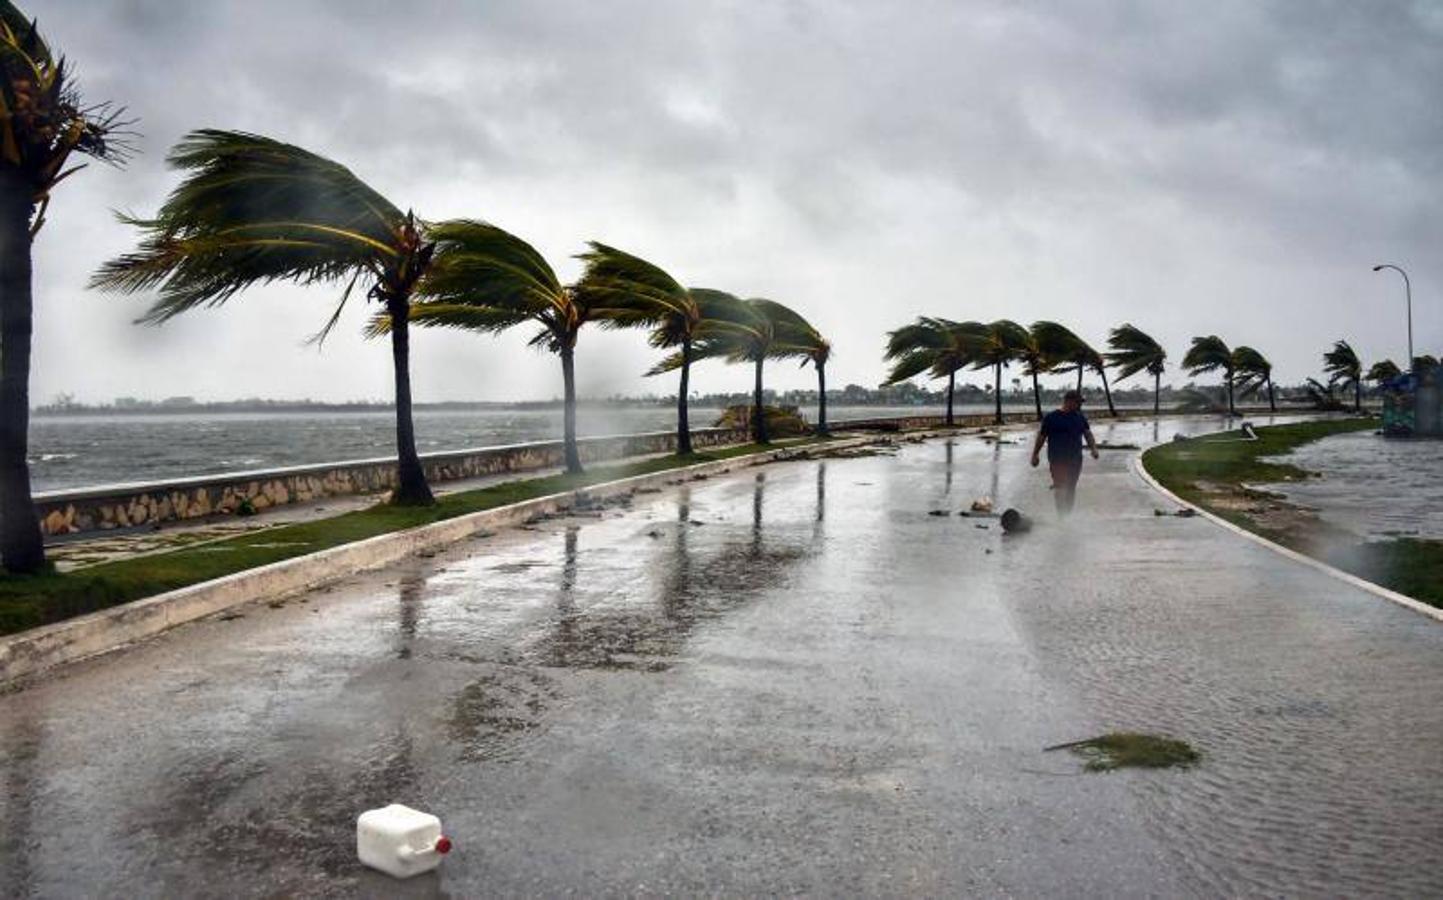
[36,0,1443,403]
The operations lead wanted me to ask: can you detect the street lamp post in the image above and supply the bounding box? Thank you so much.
[1373,263,1413,369]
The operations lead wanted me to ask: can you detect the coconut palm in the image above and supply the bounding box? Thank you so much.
[781,323,833,436]
[1032,321,1116,416]
[371,220,629,475]
[93,131,443,507]
[1106,324,1167,415]
[1232,346,1276,412]
[0,5,131,572]
[1366,359,1401,384]
[654,295,809,445]
[1016,326,1051,418]
[968,319,1029,424]
[1182,335,1237,416]
[1323,340,1363,412]
[884,317,977,426]
[571,244,752,455]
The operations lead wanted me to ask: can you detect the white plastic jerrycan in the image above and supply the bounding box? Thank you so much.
[357,803,453,878]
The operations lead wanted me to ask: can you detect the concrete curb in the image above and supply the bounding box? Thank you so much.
[0,432,946,685]
[1132,452,1443,625]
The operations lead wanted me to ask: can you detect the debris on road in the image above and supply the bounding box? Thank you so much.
[1154,508,1198,518]
[1000,509,1032,533]
[970,497,994,514]
[1044,732,1200,772]
[357,804,453,878]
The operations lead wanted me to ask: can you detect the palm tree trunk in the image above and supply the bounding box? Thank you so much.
[945,370,955,426]
[561,343,583,473]
[0,182,42,572]
[1355,378,1362,413]
[753,355,769,444]
[1076,364,1083,392]
[1031,370,1042,419]
[1227,372,1236,415]
[386,298,435,506]
[816,361,828,436]
[676,335,692,455]
[1267,376,1277,412]
[1153,370,1160,416]
[1099,367,1117,417]
[993,362,1003,425]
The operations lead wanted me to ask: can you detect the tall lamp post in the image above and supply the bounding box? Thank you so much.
[1373,263,1413,370]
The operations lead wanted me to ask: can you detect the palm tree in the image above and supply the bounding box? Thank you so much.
[968,319,1029,425]
[1366,359,1401,385]
[372,220,627,475]
[1016,326,1051,419]
[0,6,130,572]
[656,295,809,445]
[780,322,832,435]
[1183,335,1237,415]
[93,130,441,506]
[1323,340,1363,412]
[571,244,751,455]
[1232,346,1276,412]
[884,317,976,426]
[1106,324,1167,415]
[1032,321,1116,416]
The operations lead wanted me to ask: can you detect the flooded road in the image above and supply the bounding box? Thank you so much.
[3,416,1442,897]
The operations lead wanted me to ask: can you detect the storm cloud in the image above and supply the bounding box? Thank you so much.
[34,0,1443,403]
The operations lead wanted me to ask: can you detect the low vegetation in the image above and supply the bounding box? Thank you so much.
[0,440,816,635]
[1142,417,1443,608]
[1048,732,1200,772]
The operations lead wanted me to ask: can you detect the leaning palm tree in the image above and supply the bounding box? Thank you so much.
[1323,340,1363,412]
[779,321,832,435]
[372,220,627,475]
[883,317,976,426]
[572,244,751,455]
[1182,335,1237,416]
[1366,359,1400,385]
[1032,321,1116,416]
[655,295,807,445]
[1232,346,1276,412]
[93,130,442,506]
[0,5,131,572]
[1106,324,1167,415]
[1016,326,1051,419]
[968,319,1029,425]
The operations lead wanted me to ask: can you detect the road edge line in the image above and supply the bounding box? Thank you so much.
[1132,452,1443,625]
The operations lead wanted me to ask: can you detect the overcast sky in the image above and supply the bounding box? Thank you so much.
[35,0,1443,404]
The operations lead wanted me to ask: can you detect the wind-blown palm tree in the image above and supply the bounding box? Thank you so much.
[1032,321,1116,416]
[969,319,1029,424]
[571,244,752,455]
[0,5,130,572]
[1016,326,1051,419]
[1323,340,1363,412]
[1106,324,1167,415]
[782,322,832,435]
[1366,359,1400,385]
[1183,335,1237,416]
[1232,346,1276,412]
[94,130,442,506]
[654,295,808,445]
[371,220,628,475]
[884,317,976,426]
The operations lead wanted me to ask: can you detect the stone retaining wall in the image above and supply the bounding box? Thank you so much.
[35,426,749,537]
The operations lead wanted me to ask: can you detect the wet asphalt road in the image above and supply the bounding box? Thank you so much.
[3,416,1443,897]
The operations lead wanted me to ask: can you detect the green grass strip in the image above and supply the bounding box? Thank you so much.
[1142,417,1443,609]
[0,440,820,636]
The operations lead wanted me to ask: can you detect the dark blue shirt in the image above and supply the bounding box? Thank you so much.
[1041,409,1090,461]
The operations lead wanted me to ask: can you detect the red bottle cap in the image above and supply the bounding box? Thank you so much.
[434,836,453,855]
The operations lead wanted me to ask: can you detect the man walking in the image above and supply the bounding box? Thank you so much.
[1030,389,1099,515]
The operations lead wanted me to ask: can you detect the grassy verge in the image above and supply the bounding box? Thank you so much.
[1142,417,1443,608]
[0,439,822,636]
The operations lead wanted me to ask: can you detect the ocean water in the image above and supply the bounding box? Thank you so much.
[27,403,1006,493]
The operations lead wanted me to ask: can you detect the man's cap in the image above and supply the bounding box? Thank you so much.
[1063,389,1084,403]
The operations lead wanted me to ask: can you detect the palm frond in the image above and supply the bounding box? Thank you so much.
[1182,335,1233,376]
[1106,323,1166,382]
[1322,340,1362,386]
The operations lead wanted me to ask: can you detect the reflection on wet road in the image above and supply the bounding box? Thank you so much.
[2,415,1442,896]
